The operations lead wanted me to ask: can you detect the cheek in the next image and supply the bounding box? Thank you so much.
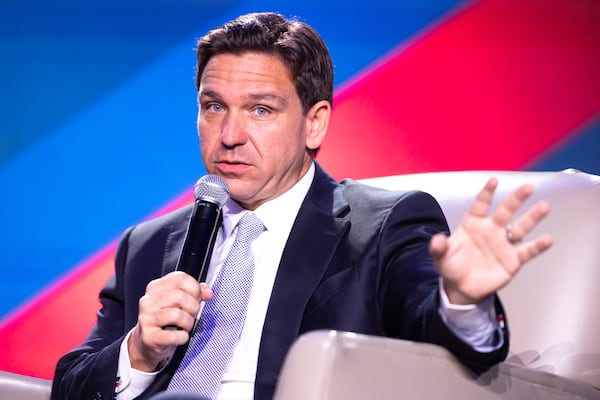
[198,122,218,148]
[275,119,307,149]
[263,133,301,161]
[264,139,307,175]
[198,132,219,167]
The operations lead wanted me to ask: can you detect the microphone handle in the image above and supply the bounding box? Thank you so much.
[163,200,221,331]
[175,200,221,282]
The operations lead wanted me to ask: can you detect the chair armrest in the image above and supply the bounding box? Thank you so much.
[0,370,51,400]
[274,330,600,400]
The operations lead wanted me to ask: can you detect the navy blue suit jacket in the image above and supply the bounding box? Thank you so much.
[52,163,509,400]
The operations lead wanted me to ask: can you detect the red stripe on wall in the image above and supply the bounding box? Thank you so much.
[0,247,116,378]
[0,191,194,379]
[319,0,600,180]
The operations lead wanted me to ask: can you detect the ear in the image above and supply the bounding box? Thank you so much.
[305,100,331,152]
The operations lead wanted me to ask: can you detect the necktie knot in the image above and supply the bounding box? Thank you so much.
[235,212,264,243]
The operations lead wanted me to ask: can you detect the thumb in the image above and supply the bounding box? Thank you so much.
[429,233,449,262]
[199,282,214,302]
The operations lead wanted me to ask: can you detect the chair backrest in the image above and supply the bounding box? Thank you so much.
[362,169,600,389]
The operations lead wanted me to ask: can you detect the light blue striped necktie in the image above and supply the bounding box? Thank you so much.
[167,212,264,398]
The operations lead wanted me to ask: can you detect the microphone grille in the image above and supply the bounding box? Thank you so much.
[194,174,230,207]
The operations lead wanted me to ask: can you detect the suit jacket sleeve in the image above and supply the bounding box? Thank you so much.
[376,189,509,368]
[51,226,134,400]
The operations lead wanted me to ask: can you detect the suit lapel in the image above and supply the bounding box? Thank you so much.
[254,164,349,399]
[161,205,193,276]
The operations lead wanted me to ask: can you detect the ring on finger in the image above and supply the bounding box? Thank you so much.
[505,224,521,244]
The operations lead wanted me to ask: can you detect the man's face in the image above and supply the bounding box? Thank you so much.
[198,52,327,210]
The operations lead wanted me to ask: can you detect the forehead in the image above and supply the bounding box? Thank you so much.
[199,52,294,91]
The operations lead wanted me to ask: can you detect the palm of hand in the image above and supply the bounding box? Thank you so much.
[430,178,553,305]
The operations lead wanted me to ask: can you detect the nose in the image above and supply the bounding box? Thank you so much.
[221,112,248,148]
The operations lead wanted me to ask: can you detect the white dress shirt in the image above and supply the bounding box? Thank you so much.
[115,163,502,399]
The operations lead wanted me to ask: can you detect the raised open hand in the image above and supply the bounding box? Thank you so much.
[430,177,553,305]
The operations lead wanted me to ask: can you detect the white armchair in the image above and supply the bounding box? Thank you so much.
[274,169,600,399]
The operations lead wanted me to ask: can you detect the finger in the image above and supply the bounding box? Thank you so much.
[429,233,449,261]
[517,234,553,264]
[172,289,202,317]
[154,307,198,333]
[156,327,190,348]
[146,271,191,293]
[506,200,551,242]
[168,271,204,300]
[139,293,197,333]
[469,178,498,217]
[145,328,189,354]
[143,283,202,314]
[147,271,203,301]
[141,276,203,333]
[492,183,535,227]
[160,284,213,332]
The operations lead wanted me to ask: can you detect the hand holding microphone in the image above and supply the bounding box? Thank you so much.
[128,175,229,371]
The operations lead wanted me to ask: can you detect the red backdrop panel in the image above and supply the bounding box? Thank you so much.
[319,0,600,180]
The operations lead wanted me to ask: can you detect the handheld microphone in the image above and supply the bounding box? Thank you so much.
[163,174,229,331]
[175,174,230,281]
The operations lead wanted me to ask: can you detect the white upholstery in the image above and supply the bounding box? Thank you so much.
[0,370,52,400]
[274,330,600,400]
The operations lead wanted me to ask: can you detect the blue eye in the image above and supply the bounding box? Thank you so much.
[206,103,223,112]
[255,106,270,116]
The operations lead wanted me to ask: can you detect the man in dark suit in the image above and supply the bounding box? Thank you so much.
[51,12,552,400]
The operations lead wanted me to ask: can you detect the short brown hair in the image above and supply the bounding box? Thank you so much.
[195,12,334,114]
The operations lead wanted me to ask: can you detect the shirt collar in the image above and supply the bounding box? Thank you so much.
[221,162,315,240]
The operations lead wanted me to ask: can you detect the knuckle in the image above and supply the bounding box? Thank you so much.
[164,329,189,346]
[138,294,151,310]
[170,289,184,304]
[170,270,189,285]
[165,307,184,321]
[138,312,153,328]
[146,277,161,292]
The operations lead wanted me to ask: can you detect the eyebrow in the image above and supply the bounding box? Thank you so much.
[246,93,288,107]
[199,89,288,108]
[198,89,222,101]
